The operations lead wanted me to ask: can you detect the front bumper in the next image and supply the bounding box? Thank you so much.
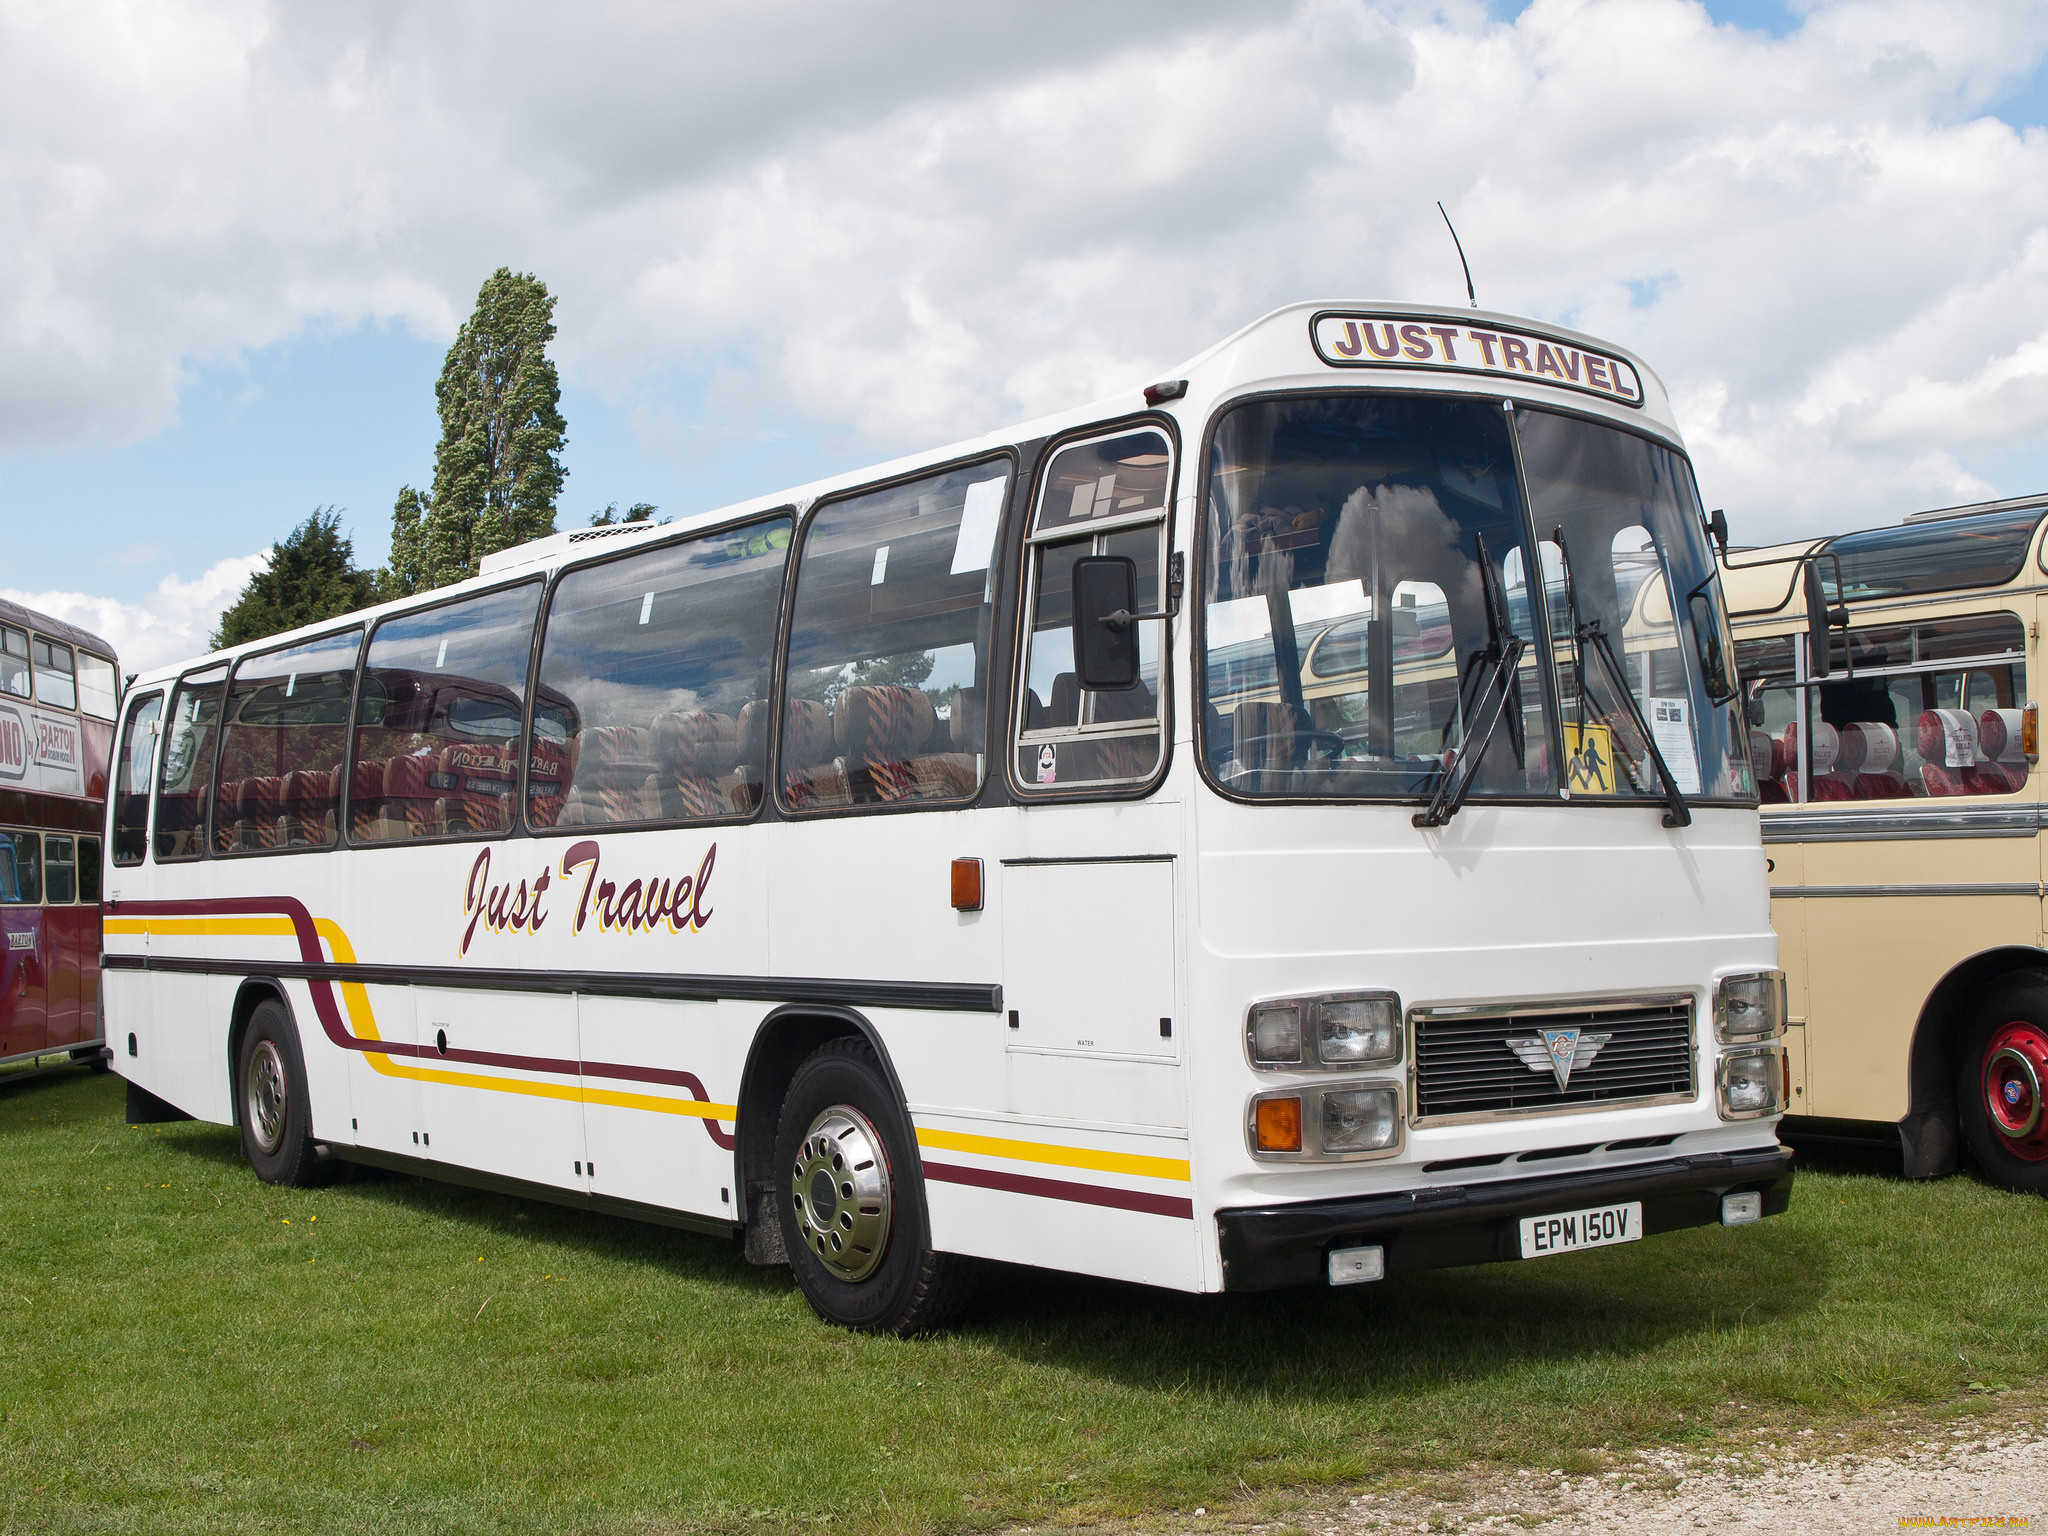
[1215,1144,1794,1290]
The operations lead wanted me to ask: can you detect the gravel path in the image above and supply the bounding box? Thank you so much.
[1328,1422,2047,1533]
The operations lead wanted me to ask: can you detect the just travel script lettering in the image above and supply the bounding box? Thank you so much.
[461,840,716,956]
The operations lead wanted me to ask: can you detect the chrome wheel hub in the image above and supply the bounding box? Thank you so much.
[790,1104,891,1281]
[246,1039,289,1155]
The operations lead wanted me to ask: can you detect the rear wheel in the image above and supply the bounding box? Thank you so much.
[772,1036,974,1334]
[1957,976,2048,1194]
[237,999,329,1186]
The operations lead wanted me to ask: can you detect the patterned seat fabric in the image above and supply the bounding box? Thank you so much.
[1978,709,2030,792]
[1917,709,2010,797]
[833,684,939,802]
[570,725,655,824]
[652,710,741,819]
[382,752,443,837]
[349,758,386,841]
[782,697,847,809]
[1834,722,1910,801]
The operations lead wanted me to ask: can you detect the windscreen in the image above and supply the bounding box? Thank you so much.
[1202,395,1555,800]
[1201,393,1751,805]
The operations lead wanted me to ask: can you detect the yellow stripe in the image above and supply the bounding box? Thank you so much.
[106,910,734,1124]
[915,1127,1190,1182]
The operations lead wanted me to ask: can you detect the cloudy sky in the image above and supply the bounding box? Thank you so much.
[4,0,2047,670]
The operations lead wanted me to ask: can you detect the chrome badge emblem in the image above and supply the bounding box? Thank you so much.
[1507,1028,1612,1090]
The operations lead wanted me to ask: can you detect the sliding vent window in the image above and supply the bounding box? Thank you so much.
[0,625,28,699]
[352,583,541,842]
[214,629,361,853]
[1202,395,1552,800]
[154,666,228,861]
[534,518,791,829]
[781,462,1007,811]
[111,692,162,867]
[1016,429,1171,790]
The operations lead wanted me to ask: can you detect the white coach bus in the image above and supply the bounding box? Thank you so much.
[104,302,1792,1333]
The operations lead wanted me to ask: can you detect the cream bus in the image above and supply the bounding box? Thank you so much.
[104,301,1792,1333]
[1722,493,2048,1193]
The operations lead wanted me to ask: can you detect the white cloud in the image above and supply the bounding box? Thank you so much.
[2,552,267,674]
[4,0,2048,566]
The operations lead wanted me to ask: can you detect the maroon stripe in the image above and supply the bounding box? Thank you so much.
[114,895,735,1148]
[922,1160,1194,1220]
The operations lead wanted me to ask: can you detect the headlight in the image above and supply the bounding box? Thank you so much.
[1247,991,1403,1069]
[1713,971,1785,1043]
[1717,1046,1785,1120]
[1248,1083,1403,1160]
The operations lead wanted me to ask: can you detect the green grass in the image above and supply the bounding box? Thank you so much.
[2,1068,2044,1536]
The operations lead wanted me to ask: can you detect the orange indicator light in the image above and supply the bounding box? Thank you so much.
[950,857,984,912]
[1255,1096,1303,1153]
[2024,703,2038,761]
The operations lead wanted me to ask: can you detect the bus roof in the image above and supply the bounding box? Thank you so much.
[132,299,1679,687]
[0,594,116,661]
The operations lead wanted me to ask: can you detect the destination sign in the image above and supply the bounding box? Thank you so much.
[1311,312,1644,408]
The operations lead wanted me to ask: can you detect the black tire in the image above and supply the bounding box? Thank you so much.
[73,1047,109,1074]
[772,1036,974,1334]
[237,999,330,1187]
[1956,974,2048,1195]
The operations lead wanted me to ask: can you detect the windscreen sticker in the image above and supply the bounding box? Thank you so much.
[1311,314,1644,408]
[1648,697,1703,796]
[1563,722,1615,794]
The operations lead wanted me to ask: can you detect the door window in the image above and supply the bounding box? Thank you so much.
[1014,429,1171,792]
[780,460,1008,811]
[111,691,163,867]
[77,836,102,904]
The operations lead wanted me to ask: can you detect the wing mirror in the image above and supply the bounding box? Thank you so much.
[1801,559,1851,680]
[1070,556,1141,692]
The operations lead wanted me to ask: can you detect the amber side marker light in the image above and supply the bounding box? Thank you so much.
[1256,1096,1303,1153]
[950,857,984,912]
[2025,702,2039,761]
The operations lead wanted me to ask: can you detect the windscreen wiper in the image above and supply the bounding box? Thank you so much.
[1551,526,1691,829]
[1415,533,1527,829]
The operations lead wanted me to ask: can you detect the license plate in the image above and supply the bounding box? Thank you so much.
[1518,1200,1642,1259]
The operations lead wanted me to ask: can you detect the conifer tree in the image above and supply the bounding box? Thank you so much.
[403,267,567,590]
[213,508,378,648]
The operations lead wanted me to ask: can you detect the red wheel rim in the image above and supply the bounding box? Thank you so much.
[1983,1021,2048,1160]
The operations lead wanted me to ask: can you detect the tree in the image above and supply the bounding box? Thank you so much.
[399,267,567,591]
[589,501,658,527]
[213,508,378,649]
[379,484,431,601]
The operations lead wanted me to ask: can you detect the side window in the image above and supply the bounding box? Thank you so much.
[0,626,28,699]
[1737,615,2027,803]
[78,835,102,904]
[45,834,76,904]
[534,516,791,830]
[76,652,119,720]
[215,629,362,853]
[351,583,540,843]
[0,830,40,903]
[154,666,228,862]
[112,691,163,867]
[1014,429,1171,791]
[780,460,1008,811]
[33,637,76,711]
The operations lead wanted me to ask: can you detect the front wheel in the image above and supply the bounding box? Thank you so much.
[1956,976,2048,1194]
[238,999,329,1186]
[772,1037,974,1334]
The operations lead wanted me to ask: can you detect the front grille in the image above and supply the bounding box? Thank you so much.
[1411,997,1696,1124]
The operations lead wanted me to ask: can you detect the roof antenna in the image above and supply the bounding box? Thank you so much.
[1437,201,1478,309]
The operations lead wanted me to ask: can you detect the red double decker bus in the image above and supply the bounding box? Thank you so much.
[0,597,120,1073]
